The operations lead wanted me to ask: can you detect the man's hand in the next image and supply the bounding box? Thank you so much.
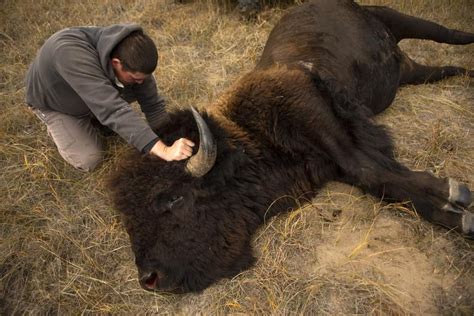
[150,138,195,161]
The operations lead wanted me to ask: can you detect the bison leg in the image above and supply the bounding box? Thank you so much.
[305,118,474,236]
[338,150,473,237]
[399,53,473,85]
[364,6,474,45]
[364,6,474,84]
[310,112,474,235]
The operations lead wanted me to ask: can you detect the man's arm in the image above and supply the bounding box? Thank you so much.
[132,75,171,130]
[133,75,195,160]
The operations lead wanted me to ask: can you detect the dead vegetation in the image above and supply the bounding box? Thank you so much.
[1,0,473,314]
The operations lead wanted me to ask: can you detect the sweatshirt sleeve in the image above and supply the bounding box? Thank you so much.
[132,75,171,130]
[54,44,158,152]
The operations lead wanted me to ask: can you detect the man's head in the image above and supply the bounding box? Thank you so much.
[111,30,158,85]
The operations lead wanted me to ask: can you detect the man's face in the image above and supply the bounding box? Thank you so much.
[111,58,148,85]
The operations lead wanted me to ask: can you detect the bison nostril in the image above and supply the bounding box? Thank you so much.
[141,272,159,290]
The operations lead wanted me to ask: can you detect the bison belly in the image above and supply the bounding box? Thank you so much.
[256,0,401,114]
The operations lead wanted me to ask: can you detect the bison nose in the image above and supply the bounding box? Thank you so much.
[139,271,160,291]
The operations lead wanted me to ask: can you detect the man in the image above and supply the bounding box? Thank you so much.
[25,24,194,171]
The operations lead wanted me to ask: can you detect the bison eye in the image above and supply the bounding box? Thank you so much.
[167,195,183,209]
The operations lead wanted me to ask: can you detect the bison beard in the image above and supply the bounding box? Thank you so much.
[108,0,474,293]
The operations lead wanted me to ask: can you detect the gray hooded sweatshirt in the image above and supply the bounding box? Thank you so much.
[25,24,167,152]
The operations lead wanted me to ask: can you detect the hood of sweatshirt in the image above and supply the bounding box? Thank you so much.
[75,23,142,81]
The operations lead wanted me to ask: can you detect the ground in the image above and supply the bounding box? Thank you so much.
[1,0,473,314]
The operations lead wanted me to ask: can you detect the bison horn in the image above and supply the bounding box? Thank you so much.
[185,106,217,177]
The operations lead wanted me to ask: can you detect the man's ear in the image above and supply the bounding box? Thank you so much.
[111,58,121,68]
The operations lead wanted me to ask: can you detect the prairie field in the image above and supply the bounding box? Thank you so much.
[1,0,473,314]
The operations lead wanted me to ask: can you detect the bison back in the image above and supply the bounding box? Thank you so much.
[256,0,401,114]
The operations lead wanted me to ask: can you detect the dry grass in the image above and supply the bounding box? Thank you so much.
[1,0,473,314]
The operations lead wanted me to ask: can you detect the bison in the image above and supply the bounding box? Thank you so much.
[109,0,474,293]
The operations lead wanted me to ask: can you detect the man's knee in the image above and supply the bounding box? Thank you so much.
[63,150,104,172]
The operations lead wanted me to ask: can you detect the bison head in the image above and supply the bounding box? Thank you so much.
[109,108,259,293]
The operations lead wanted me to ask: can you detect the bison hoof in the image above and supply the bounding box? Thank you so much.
[462,211,474,239]
[449,178,472,208]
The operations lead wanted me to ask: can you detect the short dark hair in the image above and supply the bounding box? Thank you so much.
[111,30,158,74]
